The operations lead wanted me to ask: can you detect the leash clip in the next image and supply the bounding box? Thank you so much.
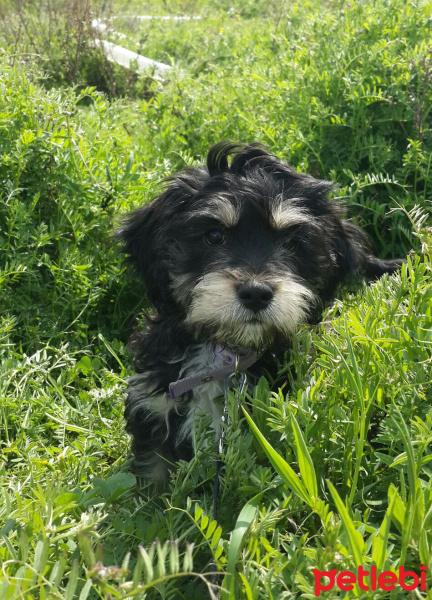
[224,370,247,399]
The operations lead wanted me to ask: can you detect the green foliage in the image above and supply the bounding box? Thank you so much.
[0,66,149,351]
[0,0,154,99]
[0,0,431,598]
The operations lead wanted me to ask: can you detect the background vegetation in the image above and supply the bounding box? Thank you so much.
[0,0,431,598]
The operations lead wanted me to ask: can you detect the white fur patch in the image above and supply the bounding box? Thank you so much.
[189,197,240,227]
[127,373,177,422]
[270,197,311,230]
[185,269,317,347]
[169,272,196,305]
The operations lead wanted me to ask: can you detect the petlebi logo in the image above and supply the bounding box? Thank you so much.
[313,565,428,597]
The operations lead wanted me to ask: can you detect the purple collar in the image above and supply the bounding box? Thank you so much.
[168,344,259,399]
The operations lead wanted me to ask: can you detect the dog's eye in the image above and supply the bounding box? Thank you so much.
[205,229,225,246]
[282,239,300,252]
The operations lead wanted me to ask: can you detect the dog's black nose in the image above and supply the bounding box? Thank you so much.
[237,283,274,313]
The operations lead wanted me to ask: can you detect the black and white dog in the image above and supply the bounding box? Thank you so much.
[117,142,403,487]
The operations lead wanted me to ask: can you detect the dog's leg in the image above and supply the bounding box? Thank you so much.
[127,407,193,488]
[125,374,193,487]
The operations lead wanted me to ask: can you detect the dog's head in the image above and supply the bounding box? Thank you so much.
[117,143,376,348]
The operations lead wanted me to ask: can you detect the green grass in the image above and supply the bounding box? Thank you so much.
[0,0,432,598]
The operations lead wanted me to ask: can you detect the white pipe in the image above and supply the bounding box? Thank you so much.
[92,39,172,78]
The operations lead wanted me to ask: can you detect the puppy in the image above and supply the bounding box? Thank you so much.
[117,142,403,487]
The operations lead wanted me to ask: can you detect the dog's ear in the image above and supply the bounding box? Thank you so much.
[335,220,405,282]
[116,170,207,310]
[116,198,166,307]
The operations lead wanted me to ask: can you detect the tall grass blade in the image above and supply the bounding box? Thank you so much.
[242,406,310,506]
[222,491,265,600]
[327,481,364,567]
[291,414,318,502]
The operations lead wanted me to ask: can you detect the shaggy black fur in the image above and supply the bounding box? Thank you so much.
[116,142,404,486]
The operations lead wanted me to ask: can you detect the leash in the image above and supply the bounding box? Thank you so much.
[213,370,247,521]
